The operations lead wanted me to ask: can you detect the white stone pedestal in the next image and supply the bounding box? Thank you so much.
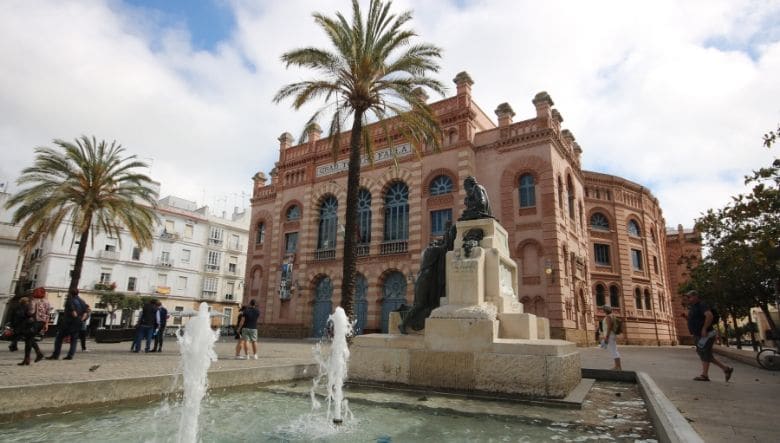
[350,218,580,398]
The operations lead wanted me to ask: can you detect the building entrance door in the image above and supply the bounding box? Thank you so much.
[354,274,368,335]
[381,271,407,333]
[312,277,333,338]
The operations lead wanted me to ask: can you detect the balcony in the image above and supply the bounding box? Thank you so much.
[204,264,221,273]
[98,250,119,260]
[226,242,243,252]
[380,240,408,255]
[201,291,217,300]
[208,238,223,246]
[160,231,180,241]
[356,244,370,257]
[314,248,336,261]
[156,258,174,268]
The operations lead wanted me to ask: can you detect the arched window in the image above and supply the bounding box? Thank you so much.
[286,205,301,221]
[557,177,564,212]
[595,284,606,306]
[384,182,409,242]
[255,222,265,245]
[627,219,641,237]
[317,196,338,250]
[635,287,643,310]
[358,188,371,244]
[429,175,453,196]
[609,285,620,307]
[566,175,575,218]
[518,174,535,207]
[644,289,652,311]
[590,212,609,231]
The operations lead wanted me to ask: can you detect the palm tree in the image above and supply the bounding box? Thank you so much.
[6,136,158,295]
[274,0,445,321]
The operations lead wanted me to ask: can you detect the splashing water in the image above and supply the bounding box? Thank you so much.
[310,307,353,425]
[176,302,218,443]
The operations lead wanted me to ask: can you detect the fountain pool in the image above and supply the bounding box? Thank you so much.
[0,380,655,442]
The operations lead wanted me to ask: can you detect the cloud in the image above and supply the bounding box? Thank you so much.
[1,0,778,227]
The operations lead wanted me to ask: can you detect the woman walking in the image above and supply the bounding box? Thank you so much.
[600,305,623,371]
[12,297,43,365]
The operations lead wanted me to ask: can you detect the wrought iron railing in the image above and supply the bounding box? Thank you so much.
[314,248,336,261]
[380,240,408,255]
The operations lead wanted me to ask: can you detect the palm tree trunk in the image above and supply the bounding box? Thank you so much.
[340,110,365,322]
[68,226,91,295]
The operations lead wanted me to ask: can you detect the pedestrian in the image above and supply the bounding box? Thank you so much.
[131,299,159,353]
[79,304,92,352]
[47,289,88,360]
[234,305,246,358]
[152,301,168,352]
[685,290,734,382]
[12,297,43,365]
[599,305,622,371]
[32,288,51,337]
[236,300,260,360]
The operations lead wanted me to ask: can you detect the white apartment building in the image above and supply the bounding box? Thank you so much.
[0,190,24,320]
[19,194,250,329]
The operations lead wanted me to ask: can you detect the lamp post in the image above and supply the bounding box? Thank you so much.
[544,259,556,283]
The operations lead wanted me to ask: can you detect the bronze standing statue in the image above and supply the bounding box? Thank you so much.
[399,223,456,333]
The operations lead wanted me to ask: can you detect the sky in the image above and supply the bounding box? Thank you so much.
[1,0,778,227]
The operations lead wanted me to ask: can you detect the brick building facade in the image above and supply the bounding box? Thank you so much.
[246,71,687,345]
[665,225,703,345]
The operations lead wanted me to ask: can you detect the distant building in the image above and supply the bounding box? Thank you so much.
[9,192,249,330]
[244,71,691,344]
[665,225,703,344]
[0,191,24,320]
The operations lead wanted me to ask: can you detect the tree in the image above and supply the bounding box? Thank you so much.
[688,124,780,340]
[97,290,127,329]
[274,0,444,320]
[121,295,144,328]
[6,136,158,295]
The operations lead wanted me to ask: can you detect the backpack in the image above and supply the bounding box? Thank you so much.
[710,306,720,325]
[611,316,623,335]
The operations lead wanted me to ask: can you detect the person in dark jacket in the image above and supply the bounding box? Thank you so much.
[151,301,168,352]
[131,299,159,353]
[12,297,43,365]
[686,290,733,382]
[47,289,87,360]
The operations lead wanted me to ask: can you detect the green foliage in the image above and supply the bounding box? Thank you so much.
[122,295,144,312]
[274,0,444,318]
[5,136,159,292]
[687,124,780,336]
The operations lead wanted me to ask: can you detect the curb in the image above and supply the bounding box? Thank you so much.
[581,368,703,443]
[0,363,317,421]
[712,345,760,369]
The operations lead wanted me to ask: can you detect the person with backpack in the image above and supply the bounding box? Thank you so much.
[685,290,733,382]
[47,289,88,360]
[599,305,622,371]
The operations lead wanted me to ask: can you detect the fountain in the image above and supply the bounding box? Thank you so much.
[176,302,218,443]
[310,306,353,425]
